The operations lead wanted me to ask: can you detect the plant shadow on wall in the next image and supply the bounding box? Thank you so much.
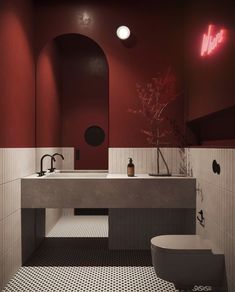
[129,67,188,176]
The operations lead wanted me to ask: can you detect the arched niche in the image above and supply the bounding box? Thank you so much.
[36,33,109,169]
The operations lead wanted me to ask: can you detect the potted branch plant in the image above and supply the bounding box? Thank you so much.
[129,67,178,176]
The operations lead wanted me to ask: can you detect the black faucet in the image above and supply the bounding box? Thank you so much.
[37,154,55,177]
[48,153,64,172]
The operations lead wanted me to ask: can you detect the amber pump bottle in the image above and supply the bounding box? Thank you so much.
[127,158,135,177]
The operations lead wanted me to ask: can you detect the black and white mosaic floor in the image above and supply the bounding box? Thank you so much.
[24,238,152,267]
[2,265,213,292]
[3,266,176,292]
[3,216,212,291]
[47,216,108,238]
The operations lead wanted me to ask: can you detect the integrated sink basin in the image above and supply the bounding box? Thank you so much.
[21,170,196,209]
[47,170,108,178]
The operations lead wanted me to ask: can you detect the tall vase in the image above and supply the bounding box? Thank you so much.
[149,147,171,177]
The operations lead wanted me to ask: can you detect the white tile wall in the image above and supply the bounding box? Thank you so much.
[36,147,63,172]
[0,219,3,255]
[45,208,62,236]
[61,148,74,216]
[0,149,3,185]
[0,148,35,289]
[0,184,3,221]
[188,148,235,291]
[62,209,74,216]
[1,146,234,291]
[3,180,21,219]
[0,147,74,289]
[0,254,3,289]
[1,149,36,183]
[62,147,74,169]
[108,147,185,175]
[36,147,74,172]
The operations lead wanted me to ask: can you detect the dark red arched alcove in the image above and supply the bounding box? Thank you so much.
[36,33,109,169]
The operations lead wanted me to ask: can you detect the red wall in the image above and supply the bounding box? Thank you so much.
[185,0,235,121]
[36,41,62,147]
[35,1,184,148]
[0,0,35,147]
[185,0,235,145]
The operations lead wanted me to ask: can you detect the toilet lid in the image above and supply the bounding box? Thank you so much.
[151,235,222,254]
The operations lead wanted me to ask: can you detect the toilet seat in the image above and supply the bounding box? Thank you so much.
[151,235,223,255]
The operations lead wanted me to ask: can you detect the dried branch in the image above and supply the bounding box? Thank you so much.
[130,67,177,147]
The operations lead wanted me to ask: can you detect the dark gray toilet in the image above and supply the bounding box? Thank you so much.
[151,235,225,291]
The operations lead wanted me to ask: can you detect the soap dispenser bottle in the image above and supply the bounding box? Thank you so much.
[127,158,135,177]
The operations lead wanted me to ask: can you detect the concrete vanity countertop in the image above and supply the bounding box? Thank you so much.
[21,171,196,209]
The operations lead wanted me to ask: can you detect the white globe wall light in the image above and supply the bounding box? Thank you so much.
[116,25,131,40]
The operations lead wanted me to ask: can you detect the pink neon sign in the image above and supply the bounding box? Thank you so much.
[201,25,225,56]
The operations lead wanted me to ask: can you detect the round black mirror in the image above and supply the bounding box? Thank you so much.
[84,126,105,146]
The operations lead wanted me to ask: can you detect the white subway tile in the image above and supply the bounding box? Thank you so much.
[36,147,63,172]
[2,149,14,183]
[0,147,36,289]
[218,149,233,192]
[3,248,14,288]
[0,254,3,290]
[0,149,3,185]
[3,214,13,255]
[120,148,126,173]
[224,233,234,286]
[220,190,233,235]
[62,147,74,169]
[232,194,235,238]
[13,210,21,244]
[2,182,13,219]
[13,238,21,272]
[2,148,35,183]
[231,235,235,288]
[232,149,235,195]
[0,220,3,257]
[108,148,112,173]
[46,208,62,235]
[112,147,116,172]
[2,210,21,258]
[191,147,235,290]
[20,148,36,177]
[151,148,157,173]
[0,185,3,221]
[110,148,115,173]
[108,147,182,175]
[62,208,74,216]
[3,180,21,218]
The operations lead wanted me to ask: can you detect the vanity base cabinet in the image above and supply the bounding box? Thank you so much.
[21,208,45,264]
[109,208,195,249]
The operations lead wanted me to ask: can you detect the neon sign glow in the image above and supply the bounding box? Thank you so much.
[201,25,225,56]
